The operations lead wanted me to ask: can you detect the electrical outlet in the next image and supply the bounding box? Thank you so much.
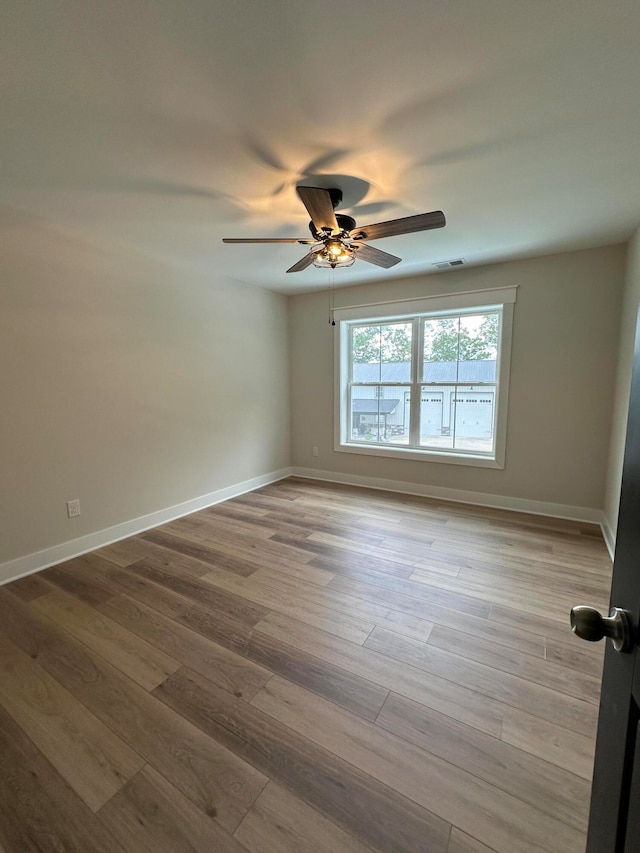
[66,499,81,518]
[312,446,319,457]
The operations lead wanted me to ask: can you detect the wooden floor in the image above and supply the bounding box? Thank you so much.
[0,478,613,853]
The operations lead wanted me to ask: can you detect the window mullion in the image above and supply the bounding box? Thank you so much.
[409,318,422,447]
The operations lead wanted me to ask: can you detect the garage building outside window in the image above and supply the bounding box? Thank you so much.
[333,287,517,469]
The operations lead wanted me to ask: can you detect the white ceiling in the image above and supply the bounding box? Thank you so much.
[3,0,640,294]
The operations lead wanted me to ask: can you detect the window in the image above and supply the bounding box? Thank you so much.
[334,287,516,468]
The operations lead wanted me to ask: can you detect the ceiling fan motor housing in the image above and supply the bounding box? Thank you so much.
[309,213,357,240]
[327,188,343,209]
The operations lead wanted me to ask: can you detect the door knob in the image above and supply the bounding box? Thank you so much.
[570,606,634,653]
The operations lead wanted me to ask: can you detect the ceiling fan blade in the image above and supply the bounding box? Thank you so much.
[286,252,315,273]
[352,210,446,242]
[222,237,314,244]
[296,186,339,234]
[352,242,402,269]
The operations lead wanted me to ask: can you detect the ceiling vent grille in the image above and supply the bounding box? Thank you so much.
[433,259,466,269]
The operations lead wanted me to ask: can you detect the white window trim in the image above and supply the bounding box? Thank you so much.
[333,286,516,469]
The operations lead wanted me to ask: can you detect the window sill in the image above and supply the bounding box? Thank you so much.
[336,441,505,469]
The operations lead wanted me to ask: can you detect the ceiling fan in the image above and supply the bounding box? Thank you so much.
[223,186,446,273]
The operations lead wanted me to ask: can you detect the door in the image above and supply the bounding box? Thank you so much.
[575,312,640,852]
[451,391,494,437]
[420,391,443,436]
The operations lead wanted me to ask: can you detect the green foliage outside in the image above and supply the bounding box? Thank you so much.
[352,323,412,363]
[352,314,499,364]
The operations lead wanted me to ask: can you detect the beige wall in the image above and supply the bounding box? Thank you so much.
[0,208,290,565]
[603,227,640,544]
[290,245,625,512]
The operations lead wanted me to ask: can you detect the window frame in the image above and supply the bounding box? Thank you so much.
[333,287,516,469]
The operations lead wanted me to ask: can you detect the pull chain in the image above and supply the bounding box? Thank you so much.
[328,268,336,325]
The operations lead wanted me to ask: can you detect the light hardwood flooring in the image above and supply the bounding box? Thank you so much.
[0,478,612,852]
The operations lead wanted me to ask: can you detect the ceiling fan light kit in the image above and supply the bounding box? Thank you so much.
[312,240,356,269]
[222,185,446,274]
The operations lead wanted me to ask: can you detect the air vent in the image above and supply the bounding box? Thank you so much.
[433,258,466,269]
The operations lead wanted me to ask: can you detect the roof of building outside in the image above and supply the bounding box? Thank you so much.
[352,360,497,383]
[352,399,400,414]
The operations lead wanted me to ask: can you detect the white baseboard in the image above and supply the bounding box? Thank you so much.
[2,464,609,587]
[291,466,605,527]
[600,518,616,561]
[0,467,293,586]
